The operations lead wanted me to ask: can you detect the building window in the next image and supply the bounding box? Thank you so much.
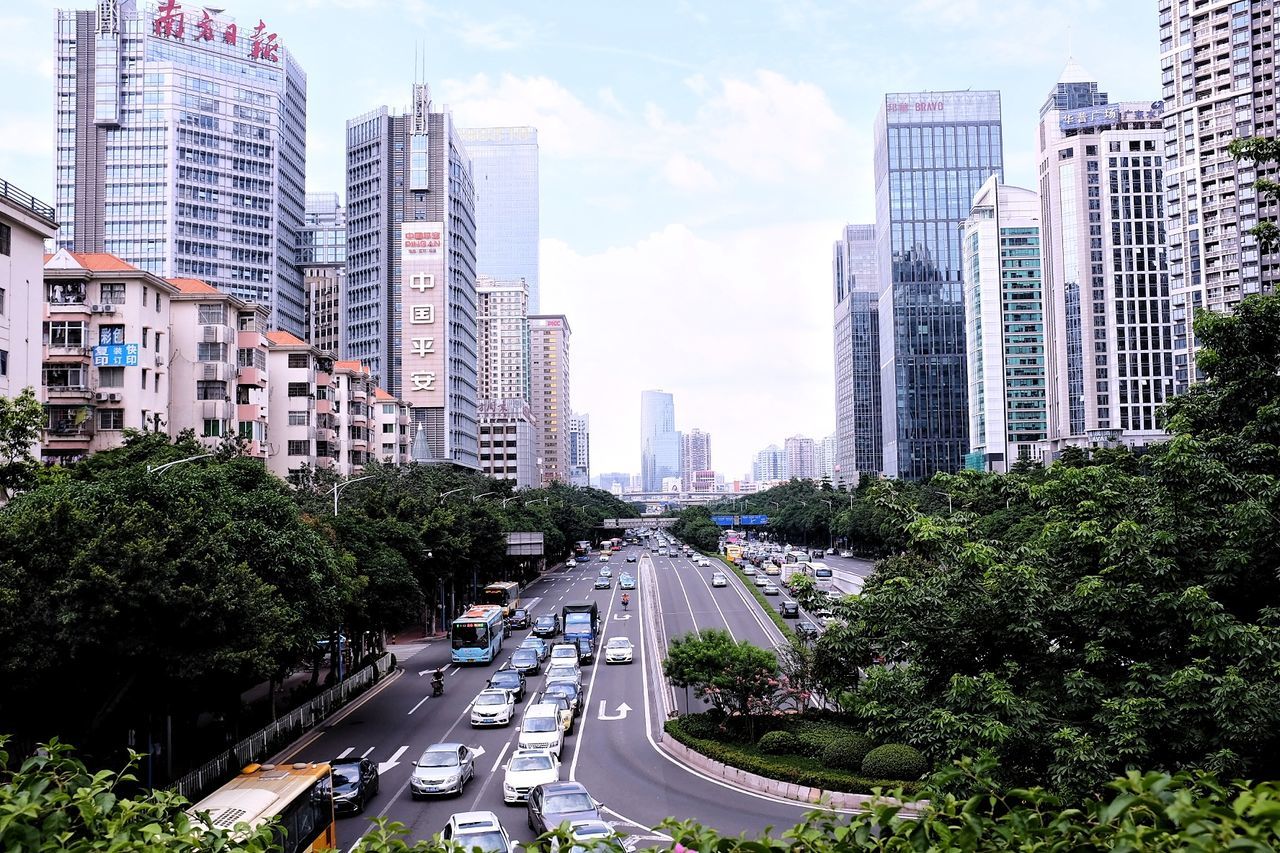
[100,282,126,305]
[98,366,124,387]
[197,342,226,361]
[0,287,6,315]
[42,363,85,388]
[287,382,310,397]
[202,419,225,437]
[197,303,226,324]
[288,353,309,368]
[98,409,124,430]
[288,411,310,426]
[0,350,7,376]
[46,321,87,348]
[0,223,10,256]
[287,440,310,456]
[196,380,227,400]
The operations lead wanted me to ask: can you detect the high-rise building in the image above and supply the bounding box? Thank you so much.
[529,315,570,485]
[1038,62,1174,453]
[475,276,531,403]
[833,224,881,487]
[640,389,680,492]
[1160,0,1278,391]
[568,411,590,487]
[55,1,308,336]
[815,433,837,482]
[457,127,540,311]
[346,83,479,467]
[594,471,630,493]
[784,435,816,480]
[477,399,537,488]
[875,91,1004,480]
[680,428,711,490]
[752,444,784,483]
[300,192,345,355]
[962,176,1048,473]
[1,180,59,400]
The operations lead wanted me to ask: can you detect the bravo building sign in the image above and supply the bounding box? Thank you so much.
[400,223,447,408]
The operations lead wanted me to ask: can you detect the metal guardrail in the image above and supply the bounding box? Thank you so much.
[0,179,56,221]
[172,652,395,802]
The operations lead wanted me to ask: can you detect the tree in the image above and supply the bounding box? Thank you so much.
[663,629,778,722]
[0,387,47,501]
[1228,136,1279,254]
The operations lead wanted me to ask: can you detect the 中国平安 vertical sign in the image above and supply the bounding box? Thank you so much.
[400,223,447,408]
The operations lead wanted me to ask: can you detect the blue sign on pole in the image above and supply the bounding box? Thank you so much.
[710,515,735,527]
[739,514,769,526]
[92,344,139,367]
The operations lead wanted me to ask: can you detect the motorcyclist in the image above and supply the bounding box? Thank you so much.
[621,592,631,610]
[431,667,445,696]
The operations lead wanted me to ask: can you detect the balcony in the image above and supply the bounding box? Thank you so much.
[237,365,267,387]
[316,371,332,386]
[237,330,267,349]
[351,385,368,401]
[200,399,232,419]
[312,455,336,470]
[201,361,233,382]
[316,398,332,415]
[45,385,93,402]
[236,403,267,423]
[43,423,94,443]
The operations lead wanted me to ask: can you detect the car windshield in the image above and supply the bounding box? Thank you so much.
[452,623,489,649]
[545,792,594,814]
[511,754,554,772]
[459,831,508,853]
[476,693,506,706]
[513,651,535,662]
[607,639,630,648]
[331,770,355,786]
[548,666,575,676]
[492,672,518,685]
[419,750,459,768]
[536,617,555,627]
[524,716,557,733]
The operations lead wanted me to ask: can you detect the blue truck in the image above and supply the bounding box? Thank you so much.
[561,602,600,648]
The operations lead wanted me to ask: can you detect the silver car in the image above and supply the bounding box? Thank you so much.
[410,743,475,798]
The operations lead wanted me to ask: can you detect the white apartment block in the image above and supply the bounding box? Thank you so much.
[783,435,816,480]
[373,387,412,466]
[477,398,538,488]
[1,181,58,399]
[529,314,571,485]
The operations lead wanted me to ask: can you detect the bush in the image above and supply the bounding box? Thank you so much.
[757,730,801,755]
[675,713,724,741]
[787,719,861,758]
[821,734,874,770]
[862,743,927,780]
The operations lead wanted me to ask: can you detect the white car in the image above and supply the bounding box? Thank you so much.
[470,688,515,727]
[502,749,561,804]
[558,819,620,853]
[742,566,757,576]
[762,582,780,596]
[518,706,565,756]
[441,810,512,853]
[754,575,769,587]
[696,557,710,567]
[711,572,728,587]
[604,637,634,664]
[549,643,580,666]
[839,550,854,558]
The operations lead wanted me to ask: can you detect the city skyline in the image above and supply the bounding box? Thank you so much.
[4,2,1161,477]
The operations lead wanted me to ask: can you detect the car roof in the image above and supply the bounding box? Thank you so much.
[538,780,589,795]
[448,810,502,830]
[477,688,511,697]
[425,742,465,752]
[511,747,555,758]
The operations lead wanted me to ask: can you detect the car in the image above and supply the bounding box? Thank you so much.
[441,810,512,853]
[545,663,582,688]
[471,688,516,727]
[765,565,781,576]
[593,575,611,590]
[533,614,561,638]
[625,554,637,562]
[814,566,833,578]
[826,548,837,556]
[598,554,610,563]
[519,636,549,661]
[780,601,800,618]
[618,574,636,590]
[839,550,854,558]
[762,582,780,596]
[536,694,575,734]
[488,668,526,702]
[604,637,634,664]
[549,643,580,666]
[510,647,541,676]
[598,566,612,578]
[328,756,379,816]
[554,819,620,853]
[742,566,757,576]
[543,682,581,717]
[527,781,603,837]
[410,743,475,798]
[754,575,769,587]
[796,621,821,640]
[814,608,836,624]
[711,572,727,587]
[503,749,561,804]
[518,705,564,756]
[509,608,531,629]
[575,636,595,664]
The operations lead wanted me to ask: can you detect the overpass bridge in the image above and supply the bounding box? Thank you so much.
[615,490,752,507]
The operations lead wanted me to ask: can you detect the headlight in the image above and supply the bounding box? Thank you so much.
[504,784,516,794]
[443,775,460,785]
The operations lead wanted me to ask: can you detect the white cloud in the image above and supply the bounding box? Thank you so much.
[542,219,842,480]
[662,153,718,192]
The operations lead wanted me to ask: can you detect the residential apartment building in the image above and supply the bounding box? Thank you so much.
[300,192,345,356]
[875,91,1004,479]
[832,224,881,486]
[373,388,411,465]
[640,389,680,492]
[457,127,540,311]
[55,1,308,335]
[1038,63,1175,454]
[477,398,537,488]
[263,330,330,479]
[1160,0,1278,390]
[41,250,176,463]
[1,180,59,398]
[568,411,590,487]
[962,176,1047,473]
[752,443,784,483]
[475,276,531,403]
[784,435,816,480]
[680,428,711,491]
[529,314,570,485]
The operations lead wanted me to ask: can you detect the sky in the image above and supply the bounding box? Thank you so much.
[0,0,1161,481]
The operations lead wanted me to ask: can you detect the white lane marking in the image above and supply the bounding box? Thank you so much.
[407,694,430,715]
[361,745,376,758]
[377,745,408,775]
[490,739,512,772]
[448,665,460,676]
[668,557,714,637]
[335,747,354,759]
[597,701,632,720]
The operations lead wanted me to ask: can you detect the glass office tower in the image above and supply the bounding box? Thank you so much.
[640,389,680,492]
[874,91,1003,480]
[832,224,881,486]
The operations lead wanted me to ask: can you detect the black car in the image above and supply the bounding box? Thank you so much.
[532,614,560,638]
[780,601,800,618]
[510,608,530,629]
[576,636,595,665]
[488,668,526,702]
[510,647,541,675]
[796,622,821,641]
[328,757,380,816]
[527,781,603,836]
[543,682,581,717]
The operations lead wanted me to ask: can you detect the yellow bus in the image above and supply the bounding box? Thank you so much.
[482,580,521,616]
[724,544,743,564]
[188,762,336,853]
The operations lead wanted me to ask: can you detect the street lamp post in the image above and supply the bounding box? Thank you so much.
[525,497,550,507]
[329,475,375,517]
[501,496,520,508]
[473,491,496,502]
[438,487,466,504]
[146,453,214,475]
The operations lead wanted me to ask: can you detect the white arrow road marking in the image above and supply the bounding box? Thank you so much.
[470,744,487,758]
[490,739,512,772]
[418,668,435,677]
[597,701,632,721]
[612,614,632,620]
[377,745,408,775]
[335,747,354,759]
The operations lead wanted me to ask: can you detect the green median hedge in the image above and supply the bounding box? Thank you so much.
[664,715,923,797]
[711,553,796,642]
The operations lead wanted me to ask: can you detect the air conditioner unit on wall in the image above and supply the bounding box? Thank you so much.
[94,391,110,402]
[108,393,122,402]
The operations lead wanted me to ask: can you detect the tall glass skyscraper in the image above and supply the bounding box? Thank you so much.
[640,389,680,492]
[874,91,1003,480]
[457,127,540,311]
[832,224,881,486]
[55,1,308,336]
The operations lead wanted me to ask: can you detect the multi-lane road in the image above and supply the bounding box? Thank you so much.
[281,541,865,850]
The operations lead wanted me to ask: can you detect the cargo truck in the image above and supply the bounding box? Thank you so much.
[561,602,600,648]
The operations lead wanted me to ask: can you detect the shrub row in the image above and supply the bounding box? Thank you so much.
[665,716,922,797]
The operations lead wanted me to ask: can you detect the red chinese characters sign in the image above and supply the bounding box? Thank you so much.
[151,2,279,63]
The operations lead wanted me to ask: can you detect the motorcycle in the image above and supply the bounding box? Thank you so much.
[431,671,445,697]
